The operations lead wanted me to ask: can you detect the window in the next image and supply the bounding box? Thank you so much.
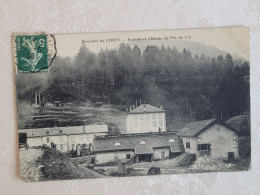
[146,114,150,120]
[46,131,49,135]
[140,115,143,120]
[197,144,211,151]
[60,145,63,150]
[86,135,90,141]
[70,136,75,142]
[114,142,120,146]
[158,113,162,119]
[161,151,165,158]
[72,144,75,149]
[126,154,131,159]
[46,138,49,143]
[186,142,190,149]
[140,140,146,144]
[169,139,175,143]
[79,135,83,141]
[159,121,163,127]
[153,121,157,127]
[152,114,156,119]
[59,136,63,142]
[59,130,62,134]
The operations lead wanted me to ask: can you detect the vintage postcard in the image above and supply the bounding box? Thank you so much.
[12,27,250,182]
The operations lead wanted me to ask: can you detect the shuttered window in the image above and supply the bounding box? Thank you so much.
[186,142,190,148]
[197,144,211,151]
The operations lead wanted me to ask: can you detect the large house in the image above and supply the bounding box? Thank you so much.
[126,104,166,134]
[92,132,184,165]
[178,118,239,161]
[19,125,108,152]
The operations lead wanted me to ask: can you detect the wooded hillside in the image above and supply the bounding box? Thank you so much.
[16,43,250,121]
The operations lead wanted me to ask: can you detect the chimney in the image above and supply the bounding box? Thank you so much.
[143,104,147,112]
[160,104,163,109]
[35,91,38,105]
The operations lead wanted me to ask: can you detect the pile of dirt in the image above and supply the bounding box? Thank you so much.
[191,155,230,171]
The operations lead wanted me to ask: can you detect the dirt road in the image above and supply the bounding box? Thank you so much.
[77,163,107,178]
[19,149,43,182]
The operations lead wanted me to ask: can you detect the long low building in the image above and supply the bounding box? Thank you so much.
[92,132,184,165]
[19,125,108,153]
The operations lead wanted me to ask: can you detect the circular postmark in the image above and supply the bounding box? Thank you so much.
[12,32,56,73]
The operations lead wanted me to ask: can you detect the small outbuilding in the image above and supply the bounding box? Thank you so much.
[178,118,239,161]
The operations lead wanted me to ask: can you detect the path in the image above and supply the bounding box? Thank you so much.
[19,148,43,181]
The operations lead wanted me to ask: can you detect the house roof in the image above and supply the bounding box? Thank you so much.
[18,125,108,138]
[129,104,165,114]
[226,115,249,131]
[92,132,183,153]
[178,118,239,137]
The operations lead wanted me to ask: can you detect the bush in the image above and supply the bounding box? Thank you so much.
[147,167,161,175]
[37,148,86,180]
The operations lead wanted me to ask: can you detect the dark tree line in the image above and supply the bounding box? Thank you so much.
[16,43,250,121]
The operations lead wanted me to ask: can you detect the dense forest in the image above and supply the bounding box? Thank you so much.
[16,43,250,121]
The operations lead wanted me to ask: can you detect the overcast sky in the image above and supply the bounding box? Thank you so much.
[54,27,249,61]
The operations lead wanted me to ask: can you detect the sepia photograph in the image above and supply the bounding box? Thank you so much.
[14,27,250,182]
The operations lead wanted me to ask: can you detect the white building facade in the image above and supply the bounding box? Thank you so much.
[19,125,108,153]
[126,104,166,134]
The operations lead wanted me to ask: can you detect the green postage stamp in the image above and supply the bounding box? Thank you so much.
[12,33,56,73]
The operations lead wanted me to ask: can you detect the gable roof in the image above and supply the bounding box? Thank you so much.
[226,115,249,131]
[18,125,108,138]
[178,118,239,137]
[92,132,183,153]
[129,104,165,114]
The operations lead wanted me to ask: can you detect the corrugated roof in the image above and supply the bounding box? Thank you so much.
[129,104,165,114]
[92,132,182,153]
[178,118,239,137]
[18,125,108,137]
